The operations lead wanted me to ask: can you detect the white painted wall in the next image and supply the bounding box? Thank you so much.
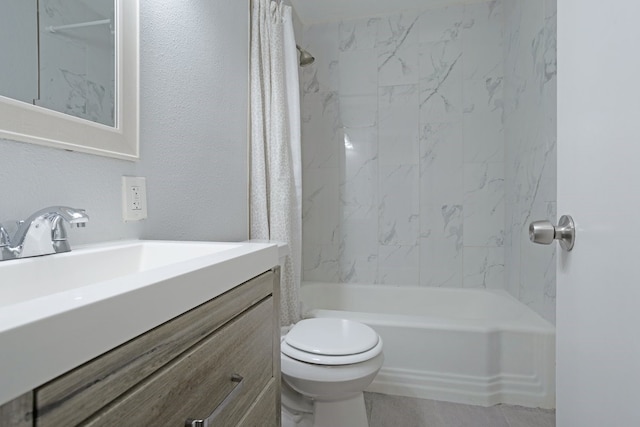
[0,0,249,244]
[137,0,249,241]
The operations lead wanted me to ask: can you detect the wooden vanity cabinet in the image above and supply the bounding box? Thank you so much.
[0,268,281,427]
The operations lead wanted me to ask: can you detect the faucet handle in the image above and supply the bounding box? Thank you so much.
[0,221,21,246]
[48,209,88,253]
[0,223,18,260]
[0,224,10,247]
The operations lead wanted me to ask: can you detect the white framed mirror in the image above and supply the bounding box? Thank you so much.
[0,0,139,161]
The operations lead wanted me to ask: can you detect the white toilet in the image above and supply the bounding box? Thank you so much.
[255,240,383,426]
[281,317,384,427]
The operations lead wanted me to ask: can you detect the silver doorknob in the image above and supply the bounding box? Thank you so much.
[529,215,575,251]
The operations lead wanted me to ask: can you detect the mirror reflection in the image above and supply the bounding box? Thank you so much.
[0,0,115,127]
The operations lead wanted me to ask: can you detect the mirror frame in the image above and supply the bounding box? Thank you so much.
[0,0,139,161]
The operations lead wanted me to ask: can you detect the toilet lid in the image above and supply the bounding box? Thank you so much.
[284,318,379,356]
[281,336,383,365]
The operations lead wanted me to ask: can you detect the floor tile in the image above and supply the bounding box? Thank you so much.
[433,400,510,427]
[500,404,556,427]
[366,393,441,427]
[363,392,556,427]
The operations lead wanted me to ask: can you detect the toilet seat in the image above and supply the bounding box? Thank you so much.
[282,318,383,365]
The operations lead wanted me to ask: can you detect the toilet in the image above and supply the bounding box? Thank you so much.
[252,239,384,426]
[281,317,384,427]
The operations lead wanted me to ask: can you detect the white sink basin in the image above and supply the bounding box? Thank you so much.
[0,241,241,308]
[0,240,278,407]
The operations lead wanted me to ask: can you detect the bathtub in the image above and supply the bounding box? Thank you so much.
[300,282,555,409]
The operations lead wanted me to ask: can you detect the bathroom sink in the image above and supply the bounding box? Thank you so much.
[0,241,241,308]
[0,240,278,407]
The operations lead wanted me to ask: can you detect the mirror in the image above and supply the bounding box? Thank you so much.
[1,0,116,127]
[0,0,139,160]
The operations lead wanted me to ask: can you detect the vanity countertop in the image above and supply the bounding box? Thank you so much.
[0,240,278,406]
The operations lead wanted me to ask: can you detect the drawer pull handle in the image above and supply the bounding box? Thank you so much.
[185,373,244,427]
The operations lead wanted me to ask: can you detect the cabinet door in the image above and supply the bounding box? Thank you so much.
[36,271,275,427]
[0,393,32,427]
[83,298,274,427]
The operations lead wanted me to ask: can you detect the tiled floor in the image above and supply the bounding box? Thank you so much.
[364,393,556,427]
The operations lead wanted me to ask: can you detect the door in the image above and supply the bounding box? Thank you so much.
[557,1,640,426]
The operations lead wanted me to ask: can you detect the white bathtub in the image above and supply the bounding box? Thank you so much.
[300,282,555,409]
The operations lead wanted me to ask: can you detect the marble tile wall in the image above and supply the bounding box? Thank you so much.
[300,1,506,290]
[503,0,557,323]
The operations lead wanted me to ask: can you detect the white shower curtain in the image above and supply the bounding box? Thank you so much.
[250,0,302,326]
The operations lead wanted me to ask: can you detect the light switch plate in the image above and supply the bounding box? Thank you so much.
[122,176,148,221]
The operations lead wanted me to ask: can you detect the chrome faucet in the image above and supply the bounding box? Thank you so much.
[0,224,12,260]
[0,206,89,261]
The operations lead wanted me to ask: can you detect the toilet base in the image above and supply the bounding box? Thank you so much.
[313,393,369,427]
[282,407,313,427]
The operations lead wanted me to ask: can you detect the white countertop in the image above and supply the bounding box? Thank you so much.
[0,240,278,406]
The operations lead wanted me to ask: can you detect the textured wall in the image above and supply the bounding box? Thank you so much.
[0,0,249,245]
[504,0,557,323]
[300,1,506,288]
[137,0,249,241]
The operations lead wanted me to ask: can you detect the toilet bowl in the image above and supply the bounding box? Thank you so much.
[281,318,384,427]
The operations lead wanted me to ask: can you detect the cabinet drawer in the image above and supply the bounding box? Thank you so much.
[83,297,274,426]
[35,271,274,427]
[236,379,278,427]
